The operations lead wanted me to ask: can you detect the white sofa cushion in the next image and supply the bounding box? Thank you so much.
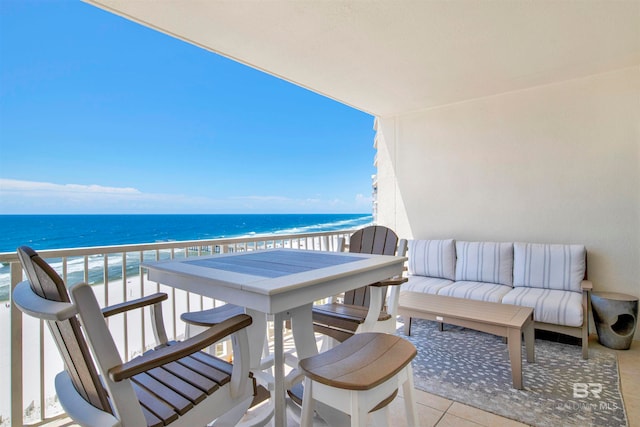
[437,281,512,303]
[455,241,514,286]
[402,275,454,294]
[502,287,583,327]
[513,243,586,292]
[407,239,456,280]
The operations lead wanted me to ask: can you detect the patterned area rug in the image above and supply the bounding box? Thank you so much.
[399,319,627,427]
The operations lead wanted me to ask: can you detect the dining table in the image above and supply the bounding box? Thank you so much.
[143,248,406,427]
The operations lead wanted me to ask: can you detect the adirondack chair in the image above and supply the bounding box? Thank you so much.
[13,246,256,427]
[312,226,408,342]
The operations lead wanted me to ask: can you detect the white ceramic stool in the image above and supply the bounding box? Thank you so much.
[298,332,418,427]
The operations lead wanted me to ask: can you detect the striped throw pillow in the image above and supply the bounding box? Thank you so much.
[455,241,514,286]
[407,239,456,280]
[513,243,586,292]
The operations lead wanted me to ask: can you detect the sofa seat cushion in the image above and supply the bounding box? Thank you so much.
[455,241,514,286]
[402,275,454,294]
[407,239,456,280]
[513,243,586,292]
[437,281,512,303]
[502,287,583,327]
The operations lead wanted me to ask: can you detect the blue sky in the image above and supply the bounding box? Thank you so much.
[0,1,375,214]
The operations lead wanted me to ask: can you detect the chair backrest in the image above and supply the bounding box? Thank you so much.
[16,246,112,414]
[343,226,400,308]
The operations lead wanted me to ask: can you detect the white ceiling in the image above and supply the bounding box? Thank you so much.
[85,0,640,118]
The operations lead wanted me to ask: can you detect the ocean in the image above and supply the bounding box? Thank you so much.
[0,213,372,301]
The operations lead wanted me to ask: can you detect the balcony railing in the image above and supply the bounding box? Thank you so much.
[0,229,354,427]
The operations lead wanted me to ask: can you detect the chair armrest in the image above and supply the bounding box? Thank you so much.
[108,313,252,382]
[581,280,593,292]
[13,280,78,321]
[101,293,168,318]
[370,277,408,287]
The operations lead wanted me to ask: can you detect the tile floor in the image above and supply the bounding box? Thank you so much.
[42,334,639,427]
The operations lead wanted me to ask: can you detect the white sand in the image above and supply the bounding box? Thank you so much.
[0,273,204,424]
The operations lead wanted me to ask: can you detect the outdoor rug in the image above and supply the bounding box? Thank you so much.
[398,318,627,427]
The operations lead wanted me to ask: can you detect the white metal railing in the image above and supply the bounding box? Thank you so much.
[0,229,354,427]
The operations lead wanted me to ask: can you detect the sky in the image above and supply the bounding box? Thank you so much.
[0,0,376,215]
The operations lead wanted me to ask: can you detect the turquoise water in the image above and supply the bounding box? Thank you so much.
[0,214,372,301]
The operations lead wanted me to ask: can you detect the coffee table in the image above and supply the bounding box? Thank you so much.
[398,291,535,389]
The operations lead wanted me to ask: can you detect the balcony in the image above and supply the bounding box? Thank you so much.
[2,230,639,427]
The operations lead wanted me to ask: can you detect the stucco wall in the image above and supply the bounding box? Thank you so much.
[375,66,640,338]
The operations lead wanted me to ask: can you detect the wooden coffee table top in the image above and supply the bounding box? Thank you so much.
[398,291,533,328]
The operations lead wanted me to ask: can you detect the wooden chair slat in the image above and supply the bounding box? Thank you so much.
[382,230,399,256]
[314,303,391,323]
[371,227,388,255]
[383,237,398,255]
[188,349,234,377]
[177,355,231,386]
[54,320,112,410]
[350,228,363,251]
[140,405,164,427]
[313,303,392,342]
[314,313,361,332]
[165,340,235,377]
[147,366,208,404]
[345,287,366,307]
[132,372,194,415]
[133,382,180,425]
[161,361,220,395]
[313,323,357,343]
[358,226,376,253]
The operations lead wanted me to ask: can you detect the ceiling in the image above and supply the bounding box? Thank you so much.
[84,0,640,118]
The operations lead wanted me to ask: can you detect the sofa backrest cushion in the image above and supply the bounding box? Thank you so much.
[408,239,456,280]
[513,243,586,292]
[455,241,514,286]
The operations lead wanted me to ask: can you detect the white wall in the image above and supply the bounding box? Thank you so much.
[376,66,640,338]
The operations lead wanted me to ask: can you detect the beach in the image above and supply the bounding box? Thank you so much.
[0,272,205,425]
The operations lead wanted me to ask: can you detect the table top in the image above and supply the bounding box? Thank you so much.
[143,249,406,314]
[399,291,533,328]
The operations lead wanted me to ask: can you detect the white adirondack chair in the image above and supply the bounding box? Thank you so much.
[14,246,257,427]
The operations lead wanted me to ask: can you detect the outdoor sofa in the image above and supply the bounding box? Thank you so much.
[400,240,592,358]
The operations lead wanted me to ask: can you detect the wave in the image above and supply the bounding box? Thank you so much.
[272,216,372,236]
[196,215,372,240]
